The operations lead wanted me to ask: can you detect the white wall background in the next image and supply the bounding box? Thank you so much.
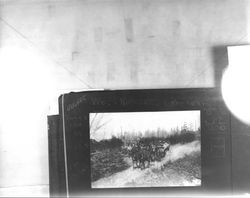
[0,0,249,196]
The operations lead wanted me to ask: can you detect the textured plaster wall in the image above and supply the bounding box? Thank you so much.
[0,0,249,196]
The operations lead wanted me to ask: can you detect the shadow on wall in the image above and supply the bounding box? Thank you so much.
[211,45,250,195]
[212,46,229,87]
[212,43,250,194]
[211,0,249,88]
[212,43,250,87]
[210,1,250,193]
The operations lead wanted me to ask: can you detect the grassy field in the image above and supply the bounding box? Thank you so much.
[91,148,130,182]
[164,150,201,181]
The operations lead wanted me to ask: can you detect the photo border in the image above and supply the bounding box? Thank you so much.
[59,88,232,196]
[89,110,202,189]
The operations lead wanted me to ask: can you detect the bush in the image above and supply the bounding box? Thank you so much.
[91,149,130,182]
[90,136,124,152]
[165,151,201,180]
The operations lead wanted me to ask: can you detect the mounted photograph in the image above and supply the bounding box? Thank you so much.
[89,110,201,189]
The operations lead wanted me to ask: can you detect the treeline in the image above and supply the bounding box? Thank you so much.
[119,127,201,145]
[90,136,123,152]
[90,129,200,153]
[138,130,199,145]
[168,130,199,144]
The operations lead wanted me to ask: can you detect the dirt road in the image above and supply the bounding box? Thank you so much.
[92,141,201,188]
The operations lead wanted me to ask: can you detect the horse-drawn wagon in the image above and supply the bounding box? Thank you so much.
[127,141,170,170]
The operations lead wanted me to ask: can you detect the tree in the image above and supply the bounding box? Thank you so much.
[89,113,111,138]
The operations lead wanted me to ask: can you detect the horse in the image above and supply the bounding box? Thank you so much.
[130,146,141,168]
[138,149,151,169]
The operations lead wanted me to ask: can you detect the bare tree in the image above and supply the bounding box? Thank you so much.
[90,113,111,137]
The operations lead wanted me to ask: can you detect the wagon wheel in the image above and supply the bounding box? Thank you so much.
[156,151,161,159]
[155,155,161,161]
[160,152,166,158]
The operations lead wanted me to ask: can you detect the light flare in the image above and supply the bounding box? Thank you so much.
[0,46,56,142]
[221,47,250,125]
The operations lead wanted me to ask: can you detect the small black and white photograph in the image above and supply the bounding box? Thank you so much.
[90,110,201,188]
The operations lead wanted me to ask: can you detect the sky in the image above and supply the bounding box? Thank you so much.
[90,110,200,141]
